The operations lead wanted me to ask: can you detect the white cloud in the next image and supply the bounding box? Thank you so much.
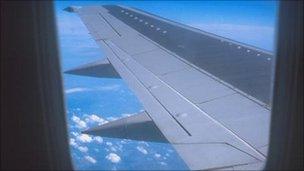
[86,114,108,125]
[84,155,97,164]
[93,136,103,144]
[76,134,92,143]
[71,131,79,137]
[154,153,161,158]
[139,141,150,147]
[70,138,88,153]
[65,85,121,94]
[96,85,121,91]
[136,146,148,155]
[65,87,90,94]
[160,162,167,166]
[106,142,113,146]
[69,138,78,147]
[110,146,117,152]
[121,113,137,118]
[117,144,123,151]
[90,114,104,122]
[78,146,88,153]
[106,116,119,121]
[106,153,121,163]
[71,116,87,129]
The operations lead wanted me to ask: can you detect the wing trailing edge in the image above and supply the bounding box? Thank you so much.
[64,58,121,78]
[82,111,168,143]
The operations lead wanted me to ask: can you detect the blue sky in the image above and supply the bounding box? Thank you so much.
[55,1,278,170]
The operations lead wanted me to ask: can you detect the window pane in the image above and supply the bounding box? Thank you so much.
[55,1,278,170]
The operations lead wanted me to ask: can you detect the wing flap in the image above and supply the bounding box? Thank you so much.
[173,143,259,170]
[64,58,120,78]
[82,111,168,143]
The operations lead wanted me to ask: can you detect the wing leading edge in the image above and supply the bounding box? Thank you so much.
[65,5,271,170]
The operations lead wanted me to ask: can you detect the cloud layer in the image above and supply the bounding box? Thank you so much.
[65,85,121,94]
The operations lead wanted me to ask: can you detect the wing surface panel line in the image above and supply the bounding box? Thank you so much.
[101,40,192,137]
[98,40,192,140]
[105,40,266,160]
[86,6,270,109]
[98,13,122,37]
[203,161,263,171]
[104,5,272,105]
[171,142,263,161]
[136,33,270,109]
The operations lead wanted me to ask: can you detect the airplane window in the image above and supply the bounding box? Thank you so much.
[55,1,278,170]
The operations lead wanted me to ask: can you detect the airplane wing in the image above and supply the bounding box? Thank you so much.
[64,5,273,170]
